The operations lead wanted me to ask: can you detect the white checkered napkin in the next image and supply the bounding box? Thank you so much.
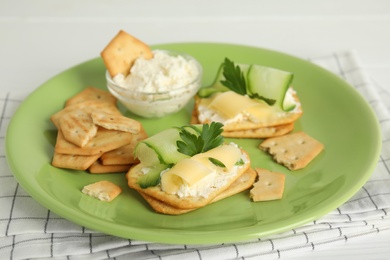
[1,51,390,260]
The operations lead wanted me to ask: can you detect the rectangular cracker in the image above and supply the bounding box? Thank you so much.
[82,180,122,202]
[65,87,117,107]
[250,168,286,201]
[51,151,100,171]
[88,160,131,174]
[55,127,133,155]
[91,111,141,134]
[101,30,153,77]
[59,108,98,147]
[259,131,324,170]
[100,126,148,165]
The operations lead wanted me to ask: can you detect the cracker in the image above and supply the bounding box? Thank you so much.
[82,180,122,202]
[138,168,257,215]
[193,93,303,132]
[59,108,98,147]
[100,127,147,165]
[250,168,285,201]
[88,160,131,174]
[55,127,133,156]
[51,100,121,129]
[65,87,117,107]
[259,131,324,170]
[222,123,294,139]
[101,30,153,77]
[91,111,141,134]
[51,151,100,171]
[126,150,251,210]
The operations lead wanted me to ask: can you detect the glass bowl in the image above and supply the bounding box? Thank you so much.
[106,50,203,118]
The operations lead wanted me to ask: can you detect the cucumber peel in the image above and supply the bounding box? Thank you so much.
[136,163,170,188]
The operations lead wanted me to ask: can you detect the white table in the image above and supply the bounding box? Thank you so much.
[1,0,389,259]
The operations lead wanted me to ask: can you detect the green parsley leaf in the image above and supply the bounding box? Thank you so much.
[208,157,226,168]
[176,122,224,157]
[220,58,276,105]
[220,58,247,95]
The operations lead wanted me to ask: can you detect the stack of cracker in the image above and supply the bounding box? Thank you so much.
[191,93,303,139]
[50,87,147,173]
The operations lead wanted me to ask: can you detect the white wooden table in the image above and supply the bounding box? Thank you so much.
[1,0,389,258]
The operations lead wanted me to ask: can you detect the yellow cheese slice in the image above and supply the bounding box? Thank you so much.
[192,144,242,171]
[160,158,212,194]
[208,91,272,121]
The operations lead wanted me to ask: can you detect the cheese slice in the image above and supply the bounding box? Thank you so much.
[208,91,272,121]
[161,158,212,194]
[192,144,242,171]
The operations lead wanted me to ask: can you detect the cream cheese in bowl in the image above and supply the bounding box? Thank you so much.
[106,50,202,118]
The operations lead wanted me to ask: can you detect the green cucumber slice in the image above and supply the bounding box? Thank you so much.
[197,63,250,98]
[247,65,294,111]
[136,163,170,188]
[134,128,190,166]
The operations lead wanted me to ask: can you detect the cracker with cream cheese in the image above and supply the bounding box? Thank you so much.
[138,167,257,215]
[126,150,251,210]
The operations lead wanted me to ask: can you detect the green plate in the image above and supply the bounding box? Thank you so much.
[5,43,381,244]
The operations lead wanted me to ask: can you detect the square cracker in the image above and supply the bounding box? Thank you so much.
[250,168,285,201]
[51,151,100,171]
[55,127,133,156]
[91,111,141,134]
[82,180,122,202]
[259,131,324,170]
[100,126,148,165]
[88,160,131,174]
[138,168,257,215]
[101,30,153,77]
[59,108,98,147]
[65,87,117,107]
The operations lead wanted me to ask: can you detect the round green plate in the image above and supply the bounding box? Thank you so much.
[5,43,381,244]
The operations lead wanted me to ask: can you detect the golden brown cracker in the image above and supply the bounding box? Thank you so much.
[138,168,257,215]
[126,150,251,210]
[51,151,100,171]
[101,30,153,77]
[82,180,122,202]
[65,87,117,107]
[88,160,131,174]
[250,168,286,201]
[55,127,133,156]
[259,131,324,170]
[222,123,294,139]
[91,111,141,134]
[193,93,303,132]
[100,126,147,165]
[59,108,98,147]
[51,100,121,129]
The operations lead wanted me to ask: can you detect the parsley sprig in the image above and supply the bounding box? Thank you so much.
[176,122,224,157]
[220,58,276,106]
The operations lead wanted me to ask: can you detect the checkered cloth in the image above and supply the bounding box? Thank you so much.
[1,50,390,259]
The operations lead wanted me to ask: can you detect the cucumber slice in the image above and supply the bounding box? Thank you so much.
[136,163,170,188]
[247,65,294,111]
[197,63,250,98]
[134,128,190,166]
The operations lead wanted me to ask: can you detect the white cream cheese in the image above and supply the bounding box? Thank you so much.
[160,148,249,198]
[113,50,199,93]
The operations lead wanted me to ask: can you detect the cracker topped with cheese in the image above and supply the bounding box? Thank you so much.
[125,122,255,214]
[192,58,303,138]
